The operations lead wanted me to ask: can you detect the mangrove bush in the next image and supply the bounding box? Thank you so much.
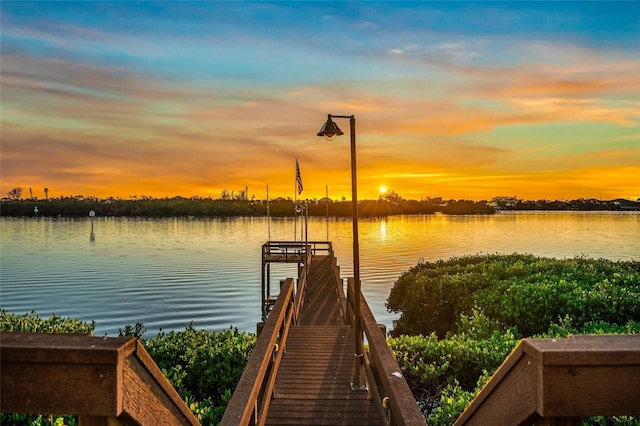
[385,255,640,425]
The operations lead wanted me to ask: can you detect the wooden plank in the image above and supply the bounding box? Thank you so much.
[298,257,343,326]
[453,343,537,426]
[0,332,136,364]
[540,365,640,417]
[267,323,380,425]
[266,411,378,423]
[523,336,640,417]
[265,419,377,426]
[276,369,354,377]
[1,360,119,416]
[267,412,378,421]
[122,355,197,425]
[267,399,375,408]
[525,334,640,366]
[131,341,198,424]
[267,399,379,425]
[274,390,373,400]
[0,332,134,416]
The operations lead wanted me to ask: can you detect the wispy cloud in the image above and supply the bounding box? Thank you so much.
[1,2,638,200]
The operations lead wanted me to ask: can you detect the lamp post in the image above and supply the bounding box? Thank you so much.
[317,114,366,391]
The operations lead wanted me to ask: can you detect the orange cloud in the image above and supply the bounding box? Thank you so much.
[2,37,638,202]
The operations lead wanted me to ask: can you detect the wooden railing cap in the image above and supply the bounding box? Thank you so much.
[523,334,640,366]
[0,331,136,364]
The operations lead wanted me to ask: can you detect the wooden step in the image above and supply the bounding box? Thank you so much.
[266,325,380,425]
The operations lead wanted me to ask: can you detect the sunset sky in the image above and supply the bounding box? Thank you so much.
[1,1,638,201]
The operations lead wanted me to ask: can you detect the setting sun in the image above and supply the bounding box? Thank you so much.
[379,186,387,195]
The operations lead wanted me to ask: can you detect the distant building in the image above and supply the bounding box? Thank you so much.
[490,196,518,208]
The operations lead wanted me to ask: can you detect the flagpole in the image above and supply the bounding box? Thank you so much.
[267,185,271,241]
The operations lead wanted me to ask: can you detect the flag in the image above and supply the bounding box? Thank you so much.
[296,159,303,195]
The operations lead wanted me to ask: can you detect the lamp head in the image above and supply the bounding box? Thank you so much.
[317,115,344,141]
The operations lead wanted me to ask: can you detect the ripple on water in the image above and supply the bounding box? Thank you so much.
[1,214,638,336]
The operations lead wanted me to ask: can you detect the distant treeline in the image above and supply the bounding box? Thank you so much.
[1,195,637,218]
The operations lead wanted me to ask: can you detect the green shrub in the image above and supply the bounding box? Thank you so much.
[388,309,520,404]
[427,372,492,426]
[386,255,640,425]
[540,315,640,338]
[142,322,256,424]
[0,309,95,334]
[387,254,640,338]
[393,314,640,425]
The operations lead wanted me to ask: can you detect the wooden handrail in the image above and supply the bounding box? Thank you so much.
[293,245,312,324]
[454,334,640,425]
[332,255,347,323]
[0,331,200,426]
[220,278,296,426]
[347,278,426,425]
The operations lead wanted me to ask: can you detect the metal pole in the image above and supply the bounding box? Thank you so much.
[262,246,266,320]
[267,185,271,241]
[349,115,366,391]
[326,185,329,241]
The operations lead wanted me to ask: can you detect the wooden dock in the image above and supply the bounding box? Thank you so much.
[267,325,378,425]
[223,242,425,425]
[266,255,379,425]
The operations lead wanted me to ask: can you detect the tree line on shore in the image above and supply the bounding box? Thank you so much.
[2,189,638,218]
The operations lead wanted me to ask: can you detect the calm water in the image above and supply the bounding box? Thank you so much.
[1,212,638,336]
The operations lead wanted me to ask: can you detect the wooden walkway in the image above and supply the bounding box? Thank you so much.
[266,255,379,425]
[222,242,424,426]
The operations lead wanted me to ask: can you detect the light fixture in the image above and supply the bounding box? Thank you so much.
[317,115,344,141]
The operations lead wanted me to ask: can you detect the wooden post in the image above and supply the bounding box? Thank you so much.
[0,332,200,426]
[454,334,640,425]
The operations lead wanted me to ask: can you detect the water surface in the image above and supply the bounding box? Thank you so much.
[1,212,637,336]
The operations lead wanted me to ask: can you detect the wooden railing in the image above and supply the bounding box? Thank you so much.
[454,334,640,425]
[332,253,348,323]
[220,277,298,425]
[262,240,333,262]
[293,247,312,324]
[261,241,327,320]
[0,331,200,426]
[346,278,426,425]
